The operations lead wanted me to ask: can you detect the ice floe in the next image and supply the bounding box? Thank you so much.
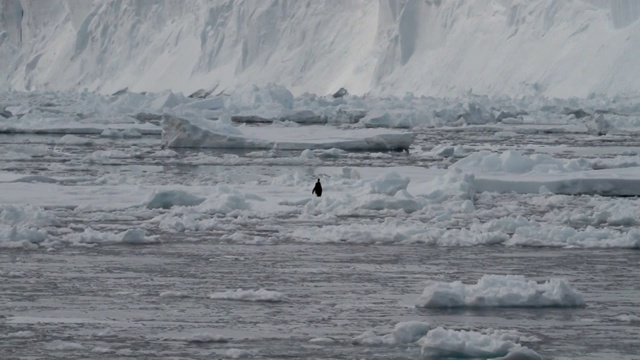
[63,228,159,246]
[453,150,640,196]
[43,340,85,351]
[145,190,206,209]
[162,114,413,151]
[352,321,542,360]
[208,288,285,302]
[419,327,542,360]
[416,275,585,308]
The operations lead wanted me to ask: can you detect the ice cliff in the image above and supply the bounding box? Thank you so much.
[0,0,638,97]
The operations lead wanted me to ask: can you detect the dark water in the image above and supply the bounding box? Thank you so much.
[1,245,640,359]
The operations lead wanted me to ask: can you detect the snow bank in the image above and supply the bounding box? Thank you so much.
[419,327,542,360]
[162,114,413,152]
[208,289,285,302]
[416,275,585,308]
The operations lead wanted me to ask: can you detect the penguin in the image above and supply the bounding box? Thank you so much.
[312,179,322,197]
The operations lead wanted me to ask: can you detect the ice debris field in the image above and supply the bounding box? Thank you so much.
[2,87,640,249]
[1,85,640,359]
[1,0,640,358]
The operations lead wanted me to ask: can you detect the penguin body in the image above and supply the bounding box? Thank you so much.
[312,179,322,197]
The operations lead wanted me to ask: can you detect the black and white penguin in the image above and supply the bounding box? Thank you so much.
[312,179,322,197]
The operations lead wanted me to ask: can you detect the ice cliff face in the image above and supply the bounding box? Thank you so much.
[0,0,638,97]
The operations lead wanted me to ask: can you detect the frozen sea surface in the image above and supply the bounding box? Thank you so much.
[2,124,640,359]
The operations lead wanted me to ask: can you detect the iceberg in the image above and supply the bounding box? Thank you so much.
[161,114,413,152]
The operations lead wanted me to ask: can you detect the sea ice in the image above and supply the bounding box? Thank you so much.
[208,288,285,302]
[161,114,413,151]
[416,275,585,308]
[43,340,85,351]
[452,150,640,196]
[145,189,206,209]
[419,327,542,360]
[225,348,252,358]
[2,331,36,339]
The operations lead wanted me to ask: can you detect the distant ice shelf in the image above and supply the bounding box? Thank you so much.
[161,114,413,152]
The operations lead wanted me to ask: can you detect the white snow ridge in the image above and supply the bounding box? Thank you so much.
[416,275,585,308]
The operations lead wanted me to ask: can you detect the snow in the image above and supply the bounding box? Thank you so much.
[1,1,639,98]
[416,275,585,308]
[208,289,285,302]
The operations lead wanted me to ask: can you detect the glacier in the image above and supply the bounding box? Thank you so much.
[0,0,639,97]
